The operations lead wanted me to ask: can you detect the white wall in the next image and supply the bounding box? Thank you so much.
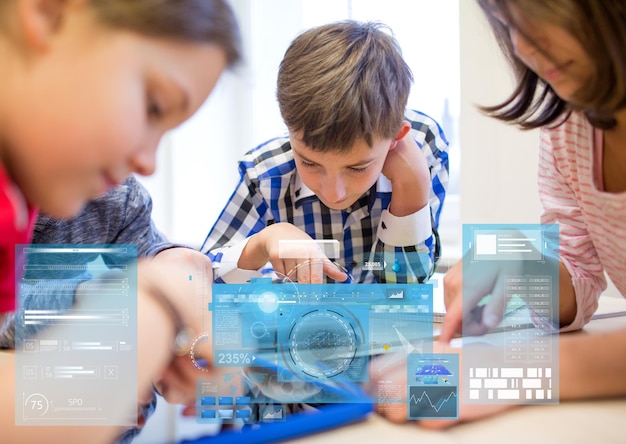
[459,1,542,226]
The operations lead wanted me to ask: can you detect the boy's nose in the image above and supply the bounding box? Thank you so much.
[322,176,347,203]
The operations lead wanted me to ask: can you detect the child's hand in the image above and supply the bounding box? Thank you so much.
[148,248,214,335]
[153,353,247,408]
[249,222,348,283]
[440,258,524,344]
[137,249,221,406]
[365,342,518,429]
[381,126,430,216]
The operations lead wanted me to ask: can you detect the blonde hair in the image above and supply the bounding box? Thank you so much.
[277,20,412,152]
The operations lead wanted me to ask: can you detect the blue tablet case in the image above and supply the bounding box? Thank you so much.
[179,400,373,444]
[180,355,373,444]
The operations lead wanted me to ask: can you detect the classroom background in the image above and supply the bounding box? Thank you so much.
[138,0,539,265]
[134,1,619,442]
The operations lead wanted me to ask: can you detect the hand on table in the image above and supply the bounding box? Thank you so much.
[365,342,519,430]
[136,249,216,402]
[245,222,348,283]
[440,257,523,344]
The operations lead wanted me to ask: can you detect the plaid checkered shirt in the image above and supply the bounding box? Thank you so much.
[201,109,449,284]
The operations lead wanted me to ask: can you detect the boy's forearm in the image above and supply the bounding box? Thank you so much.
[387,146,431,217]
[238,233,268,271]
[388,175,430,217]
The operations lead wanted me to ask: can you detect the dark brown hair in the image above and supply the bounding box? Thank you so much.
[277,20,413,152]
[477,0,626,129]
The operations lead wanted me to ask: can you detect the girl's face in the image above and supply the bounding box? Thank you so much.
[499,5,593,102]
[0,6,226,218]
[290,133,392,211]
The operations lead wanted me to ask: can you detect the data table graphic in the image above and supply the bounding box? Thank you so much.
[462,224,560,405]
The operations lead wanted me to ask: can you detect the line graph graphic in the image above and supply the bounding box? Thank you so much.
[407,353,459,419]
[408,386,458,419]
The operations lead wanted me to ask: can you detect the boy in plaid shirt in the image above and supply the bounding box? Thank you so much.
[202,20,448,284]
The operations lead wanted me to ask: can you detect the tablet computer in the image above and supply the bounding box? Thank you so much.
[180,401,373,444]
[185,278,433,443]
[180,357,374,444]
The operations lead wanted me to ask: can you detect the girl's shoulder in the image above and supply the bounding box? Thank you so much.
[541,112,594,150]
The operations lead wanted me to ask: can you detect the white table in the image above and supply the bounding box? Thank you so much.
[294,295,626,444]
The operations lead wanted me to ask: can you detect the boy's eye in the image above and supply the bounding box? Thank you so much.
[349,166,368,173]
[300,160,317,168]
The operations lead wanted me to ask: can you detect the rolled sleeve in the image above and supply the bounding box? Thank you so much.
[212,237,263,283]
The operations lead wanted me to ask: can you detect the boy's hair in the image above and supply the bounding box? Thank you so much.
[277,20,413,152]
[91,0,242,66]
[478,0,626,130]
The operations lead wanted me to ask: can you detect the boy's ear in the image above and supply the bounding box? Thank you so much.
[17,0,67,51]
[393,121,412,142]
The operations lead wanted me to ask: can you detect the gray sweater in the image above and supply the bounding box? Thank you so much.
[0,175,176,347]
[0,175,177,443]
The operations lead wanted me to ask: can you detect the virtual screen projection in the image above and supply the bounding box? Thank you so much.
[462,224,560,405]
[407,353,459,420]
[15,245,137,426]
[197,277,436,425]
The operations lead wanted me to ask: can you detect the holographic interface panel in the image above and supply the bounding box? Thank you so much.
[462,224,560,405]
[200,279,434,425]
[15,245,137,426]
[408,353,459,420]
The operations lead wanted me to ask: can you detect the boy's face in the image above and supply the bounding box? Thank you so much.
[290,132,393,210]
[1,5,226,218]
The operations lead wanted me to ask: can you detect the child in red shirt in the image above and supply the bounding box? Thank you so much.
[0,1,241,442]
[0,166,37,312]
[0,0,238,316]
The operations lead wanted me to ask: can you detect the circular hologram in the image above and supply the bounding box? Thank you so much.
[189,333,211,372]
[257,291,279,313]
[250,321,268,339]
[288,309,357,378]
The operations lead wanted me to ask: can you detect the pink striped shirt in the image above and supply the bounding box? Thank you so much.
[538,112,626,331]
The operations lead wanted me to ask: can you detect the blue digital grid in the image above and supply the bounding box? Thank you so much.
[208,279,433,417]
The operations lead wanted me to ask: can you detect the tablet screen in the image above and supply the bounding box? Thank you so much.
[184,278,436,442]
[182,357,373,444]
